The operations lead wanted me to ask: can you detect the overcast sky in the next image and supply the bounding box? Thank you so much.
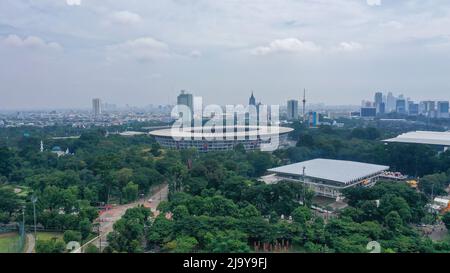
[1,0,450,109]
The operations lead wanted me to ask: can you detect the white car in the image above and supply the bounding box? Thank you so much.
[148,198,154,203]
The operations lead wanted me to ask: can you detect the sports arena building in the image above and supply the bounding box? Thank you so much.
[266,159,390,200]
[149,125,293,152]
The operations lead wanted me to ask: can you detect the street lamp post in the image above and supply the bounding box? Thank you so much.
[22,205,26,236]
[31,196,38,240]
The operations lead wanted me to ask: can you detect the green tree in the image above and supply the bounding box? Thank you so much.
[0,187,21,216]
[165,236,198,253]
[63,230,82,244]
[442,212,450,231]
[292,206,312,226]
[123,182,139,203]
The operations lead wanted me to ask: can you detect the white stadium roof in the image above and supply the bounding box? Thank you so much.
[149,125,293,138]
[268,159,389,184]
[383,131,450,146]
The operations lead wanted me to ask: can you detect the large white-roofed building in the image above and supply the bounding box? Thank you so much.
[383,131,450,148]
[149,125,293,152]
[267,159,390,200]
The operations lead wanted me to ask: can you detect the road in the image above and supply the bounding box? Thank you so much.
[78,184,168,252]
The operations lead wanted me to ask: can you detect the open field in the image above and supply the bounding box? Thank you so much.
[36,232,64,242]
[0,233,20,253]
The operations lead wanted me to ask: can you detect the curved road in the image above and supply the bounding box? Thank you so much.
[79,184,168,252]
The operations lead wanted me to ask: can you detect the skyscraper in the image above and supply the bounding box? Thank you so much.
[92,98,102,116]
[177,90,194,116]
[396,99,406,114]
[437,101,449,118]
[287,100,299,121]
[386,92,396,113]
[249,92,256,106]
[374,92,383,115]
[408,102,419,116]
[374,92,383,106]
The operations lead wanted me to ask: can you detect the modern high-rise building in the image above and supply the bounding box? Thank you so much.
[361,107,376,118]
[374,92,383,106]
[249,92,256,106]
[177,90,194,116]
[378,102,386,115]
[408,102,419,116]
[308,111,320,128]
[437,101,449,118]
[386,92,396,113]
[287,100,299,121]
[420,101,436,118]
[92,98,102,116]
[396,99,406,114]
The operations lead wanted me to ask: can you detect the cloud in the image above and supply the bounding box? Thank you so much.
[189,50,202,58]
[366,0,381,6]
[109,11,142,25]
[334,41,363,52]
[1,35,62,51]
[380,21,404,30]
[251,38,321,56]
[66,0,81,6]
[107,37,171,62]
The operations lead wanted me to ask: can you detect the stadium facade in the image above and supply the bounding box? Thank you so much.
[149,125,293,152]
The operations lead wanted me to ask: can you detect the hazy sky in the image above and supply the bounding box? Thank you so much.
[1,0,450,109]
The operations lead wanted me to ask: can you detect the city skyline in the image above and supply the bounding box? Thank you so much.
[2,1,450,109]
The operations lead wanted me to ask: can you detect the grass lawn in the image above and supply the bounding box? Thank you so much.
[36,232,64,243]
[0,233,20,253]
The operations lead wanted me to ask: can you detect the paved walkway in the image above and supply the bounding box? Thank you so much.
[25,234,35,253]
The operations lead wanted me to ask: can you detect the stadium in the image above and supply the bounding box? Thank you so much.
[149,125,293,152]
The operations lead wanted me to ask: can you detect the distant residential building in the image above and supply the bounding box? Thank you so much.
[177,90,194,117]
[386,92,396,112]
[374,92,383,108]
[420,101,436,118]
[308,111,320,127]
[92,98,102,116]
[361,107,376,118]
[408,102,419,116]
[437,101,449,118]
[396,99,406,114]
[378,102,386,115]
[287,100,299,120]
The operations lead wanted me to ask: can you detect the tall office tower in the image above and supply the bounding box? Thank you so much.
[177,90,194,116]
[374,92,383,106]
[396,99,406,114]
[92,98,102,116]
[386,92,396,112]
[374,92,383,114]
[437,101,450,118]
[287,100,299,120]
[378,102,386,115]
[249,92,256,106]
[408,102,419,116]
[308,111,320,128]
[422,101,436,117]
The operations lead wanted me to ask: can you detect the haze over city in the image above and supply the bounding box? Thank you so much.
[1,0,450,109]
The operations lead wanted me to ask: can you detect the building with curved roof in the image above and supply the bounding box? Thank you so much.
[149,125,293,152]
